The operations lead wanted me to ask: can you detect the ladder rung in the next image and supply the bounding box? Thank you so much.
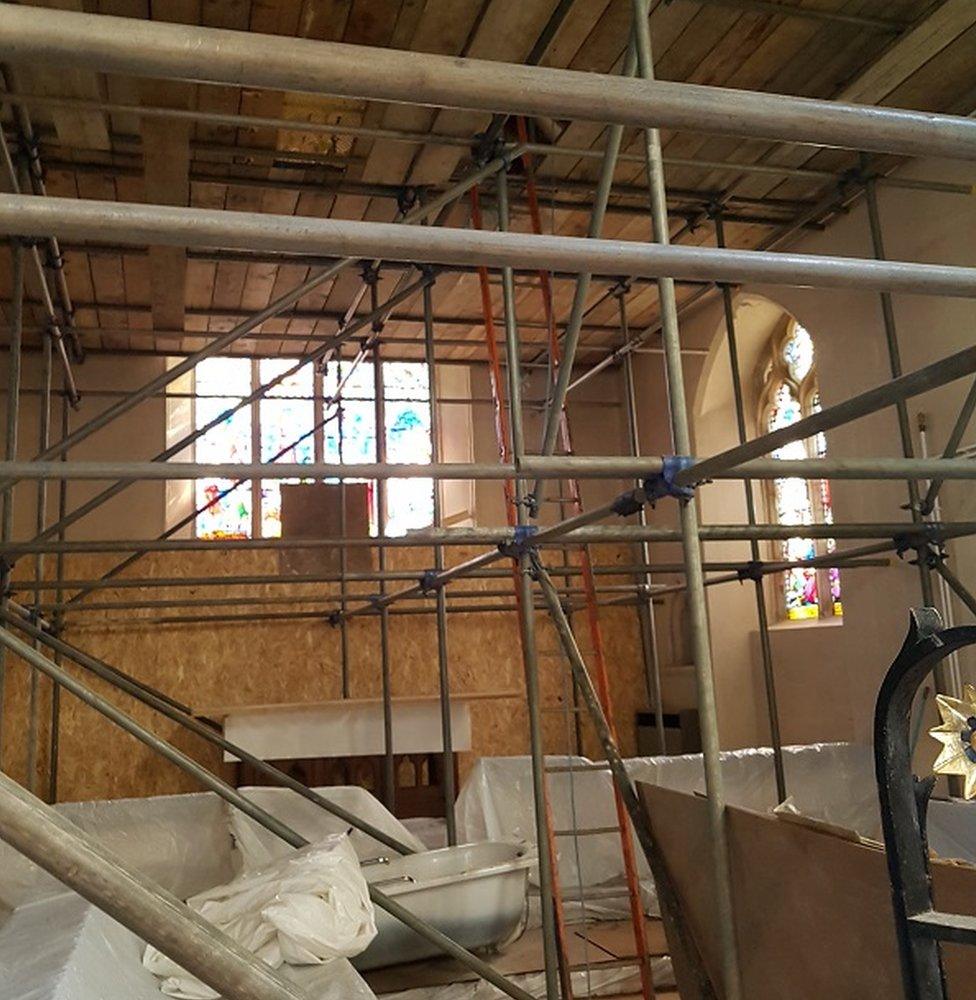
[556,884,633,901]
[568,956,649,973]
[545,762,611,773]
[554,825,620,836]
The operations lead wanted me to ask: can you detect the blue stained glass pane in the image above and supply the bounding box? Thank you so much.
[341,400,377,465]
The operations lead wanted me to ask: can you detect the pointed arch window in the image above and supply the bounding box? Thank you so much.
[758,320,842,621]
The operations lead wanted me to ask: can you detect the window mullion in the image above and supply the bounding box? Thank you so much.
[251,358,261,539]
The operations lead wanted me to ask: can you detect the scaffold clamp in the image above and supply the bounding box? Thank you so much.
[611,490,644,518]
[419,569,442,594]
[643,455,696,505]
[737,560,765,583]
[326,611,342,628]
[498,524,538,558]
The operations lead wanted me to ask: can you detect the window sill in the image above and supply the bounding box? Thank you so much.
[766,615,844,633]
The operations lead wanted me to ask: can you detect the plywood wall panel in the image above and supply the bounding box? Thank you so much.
[0,542,648,801]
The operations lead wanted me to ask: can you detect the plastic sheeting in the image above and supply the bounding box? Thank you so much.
[144,833,377,998]
[0,891,163,1000]
[456,744,881,908]
[0,889,376,1000]
[0,792,234,909]
[228,786,426,870]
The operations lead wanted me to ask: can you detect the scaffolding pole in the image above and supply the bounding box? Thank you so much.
[0,604,418,856]
[679,344,976,486]
[920,378,976,517]
[0,621,536,1000]
[630,1,741,996]
[532,556,716,997]
[7,454,976,485]
[371,314,396,815]
[0,240,24,769]
[532,47,634,507]
[6,193,976,300]
[0,771,310,1000]
[496,167,562,1000]
[10,558,885,594]
[713,210,785,803]
[6,7,976,159]
[423,280,457,845]
[0,150,519,496]
[26,329,51,794]
[5,519,976,560]
[48,390,68,802]
[616,286,666,752]
[10,91,976,201]
[0,130,80,406]
[863,171,936,618]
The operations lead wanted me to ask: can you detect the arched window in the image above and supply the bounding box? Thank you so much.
[758,320,842,621]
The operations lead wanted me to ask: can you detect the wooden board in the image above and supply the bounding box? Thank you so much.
[278,481,372,573]
[639,781,976,998]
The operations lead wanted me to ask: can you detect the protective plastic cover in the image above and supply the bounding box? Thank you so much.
[228,785,426,870]
[0,791,234,910]
[456,743,881,905]
[143,832,377,998]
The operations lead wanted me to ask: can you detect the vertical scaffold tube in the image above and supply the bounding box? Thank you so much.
[423,279,457,844]
[497,167,561,1000]
[713,212,786,803]
[630,2,742,996]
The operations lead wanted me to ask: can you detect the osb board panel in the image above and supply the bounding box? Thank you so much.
[639,783,976,999]
[0,544,649,801]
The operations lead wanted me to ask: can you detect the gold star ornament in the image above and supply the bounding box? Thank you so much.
[931,684,976,799]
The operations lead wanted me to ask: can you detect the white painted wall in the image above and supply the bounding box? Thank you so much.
[632,156,976,752]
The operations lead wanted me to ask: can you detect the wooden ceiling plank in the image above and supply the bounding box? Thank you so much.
[24,0,110,151]
[840,0,976,105]
[139,1,201,339]
[722,0,976,212]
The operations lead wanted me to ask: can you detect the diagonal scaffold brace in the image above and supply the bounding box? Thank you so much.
[529,550,717,999]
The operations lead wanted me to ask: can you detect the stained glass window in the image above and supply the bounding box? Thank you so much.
[194,358,252,540]
[321,359,434,537]
[190,356,434,539]
[759,321,842,621]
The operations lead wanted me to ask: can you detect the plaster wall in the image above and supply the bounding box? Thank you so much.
[630,156,976,753]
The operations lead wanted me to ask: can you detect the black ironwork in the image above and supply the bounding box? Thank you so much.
[875,608,976,999]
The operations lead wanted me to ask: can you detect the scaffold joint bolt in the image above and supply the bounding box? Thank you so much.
[419,569,442,594]
[611,490,644,518]
[498,524,538,558]
[643,456,696,506]
[397,186,419,214]
[326,611,342,628]
[737,560,765,583]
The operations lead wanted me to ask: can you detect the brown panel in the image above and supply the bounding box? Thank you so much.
[279,481,373,573]
[639,782,976,998]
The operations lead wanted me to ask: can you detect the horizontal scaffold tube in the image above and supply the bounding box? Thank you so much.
[4,7,976,160]
[1,456,975,482]
[0,458,665,481]
[3,194,976,298]
[3,522,975,556]
[0,626,536,1000]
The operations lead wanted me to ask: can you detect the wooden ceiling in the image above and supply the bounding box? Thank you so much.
[3,0,976,368]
